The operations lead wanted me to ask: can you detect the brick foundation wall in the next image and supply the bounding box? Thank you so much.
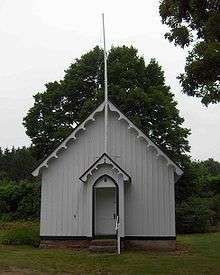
[124,240,176,251]
[40,239,90,249]
[40,238,175,251]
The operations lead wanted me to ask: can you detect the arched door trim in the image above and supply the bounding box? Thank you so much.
[92,174,119,238]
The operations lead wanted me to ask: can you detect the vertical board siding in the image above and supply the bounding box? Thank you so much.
[40,112,104,236]
[108,111,175,236]
[41,109,176,237]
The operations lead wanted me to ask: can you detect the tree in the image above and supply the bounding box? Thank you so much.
[176,196,215,233]
[202,158,220,176]
[0,147,37,181]
[176,157,220,203]
[175,157,220,232]
[23,46,190,162]
[159,0,220,105]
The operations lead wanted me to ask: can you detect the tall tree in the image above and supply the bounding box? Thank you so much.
[23,46,190,163]
[159,0,220,105]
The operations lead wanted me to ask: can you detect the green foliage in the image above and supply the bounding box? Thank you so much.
[159,0,220,105]
[0,180,40,220]
[176,158,220,202]
[179,41,220,105]
[175,157,201,202]
[176,196,215,233]
[0,221,40,247]
[202,158,220,176]
[0,146,37,181]
[16,193,40,219]
[176,158,220,232]
[211,194,220,224]
[23,46,190,162]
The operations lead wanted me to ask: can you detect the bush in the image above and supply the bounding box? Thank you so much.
[176,196,215,233]
[0,221,40,247]
[0,213,14,222]
[0,180,40,221]
[16,193,40,219]
[211,194,220,225]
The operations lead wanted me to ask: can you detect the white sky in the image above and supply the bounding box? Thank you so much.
[0,0,219,161]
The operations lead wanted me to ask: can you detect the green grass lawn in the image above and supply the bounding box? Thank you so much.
[0,223,219,274]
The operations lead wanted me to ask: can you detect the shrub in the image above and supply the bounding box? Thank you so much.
[0,200,8,213]
[16,192,40,219]
[0,221,40,247]
[0,213,14,222]
[0,180,40,221]
[211,194,220,225]
[176,196,215,233]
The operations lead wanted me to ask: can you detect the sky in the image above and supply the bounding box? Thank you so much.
[0,0,219,161]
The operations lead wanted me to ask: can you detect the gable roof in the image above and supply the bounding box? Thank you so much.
[79,153,131,183]
[32,100,183,178]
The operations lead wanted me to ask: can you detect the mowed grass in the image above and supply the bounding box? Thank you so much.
[0,223,219,274]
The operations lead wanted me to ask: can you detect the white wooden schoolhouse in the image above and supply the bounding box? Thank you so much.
[33,99,183,251]
[32,15,183,251]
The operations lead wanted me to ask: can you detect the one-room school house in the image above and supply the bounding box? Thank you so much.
[33,100,183,251]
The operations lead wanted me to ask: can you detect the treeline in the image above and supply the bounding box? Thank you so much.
[0,147,39,221]
[176,158,220,233]
[0,147,37,181]
[0,146,219,233]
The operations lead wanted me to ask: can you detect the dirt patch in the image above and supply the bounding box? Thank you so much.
[174,242,191,256]
[0,267,41,275]
[0,267,71,275]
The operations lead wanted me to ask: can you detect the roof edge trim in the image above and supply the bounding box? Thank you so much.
[32,101,105,177]
[108,101,183,177]
[79,153,131,183]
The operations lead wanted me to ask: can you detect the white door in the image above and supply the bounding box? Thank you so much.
[94,187,117,236]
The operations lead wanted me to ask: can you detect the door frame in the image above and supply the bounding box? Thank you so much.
[92,174,119,238]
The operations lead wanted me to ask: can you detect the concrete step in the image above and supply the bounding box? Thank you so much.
[39,243,57,249]
[90,239,117,246]
[89,245,116,253]
[66,244,82,250]
[89,239,125,253]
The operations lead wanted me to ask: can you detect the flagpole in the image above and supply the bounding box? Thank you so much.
[102,13,108,153]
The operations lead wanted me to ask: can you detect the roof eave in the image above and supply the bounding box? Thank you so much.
[107,100,183,176]
[32,101,105,177]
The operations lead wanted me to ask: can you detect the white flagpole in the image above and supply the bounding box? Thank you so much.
[102,13,108,153]
[102,14,120,255]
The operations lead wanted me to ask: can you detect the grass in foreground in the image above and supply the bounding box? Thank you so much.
[0,221,39,246]
[0,223,219,274]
